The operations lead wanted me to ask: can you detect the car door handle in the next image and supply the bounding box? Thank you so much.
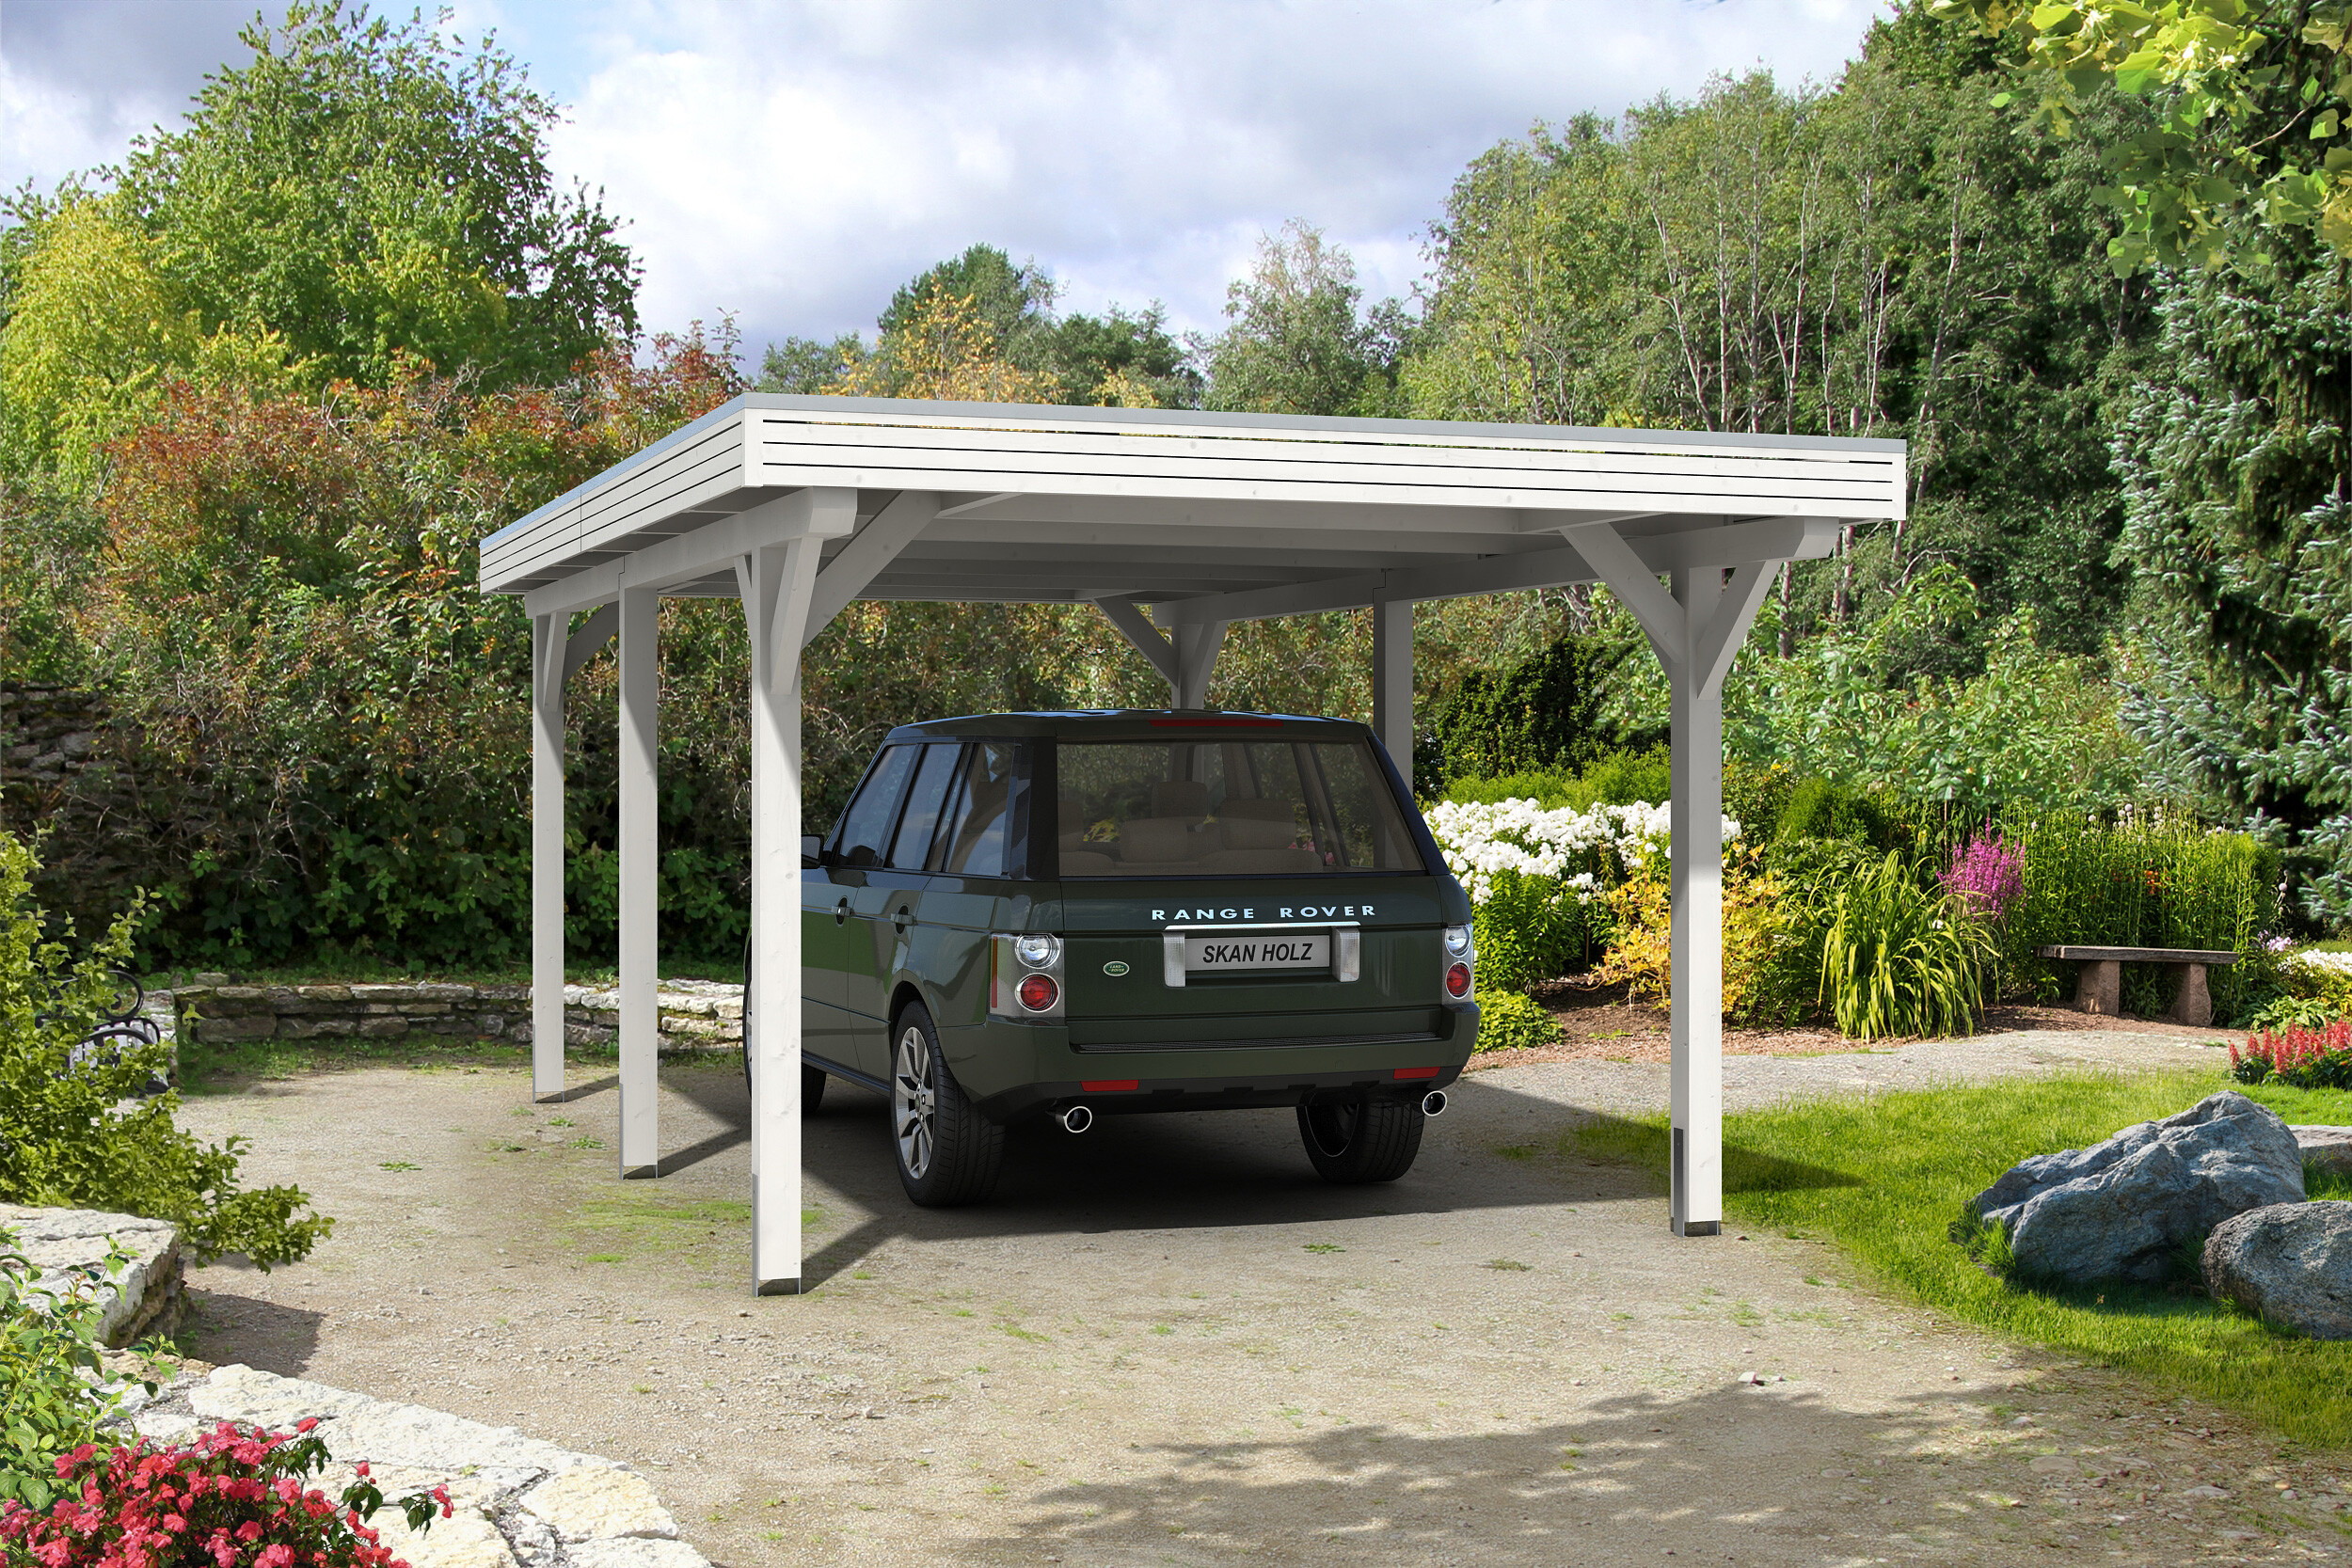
[834,897,850,925]
[893,907,911,933]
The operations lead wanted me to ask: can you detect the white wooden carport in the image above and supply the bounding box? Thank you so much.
[477,395,1903,1294]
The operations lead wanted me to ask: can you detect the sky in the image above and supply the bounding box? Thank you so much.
[1,0,1890,358]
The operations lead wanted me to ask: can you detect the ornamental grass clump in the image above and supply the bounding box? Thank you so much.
[0,1420,452,1568]
[2231,1020,2352,1090]
[1817,851,1992,1040]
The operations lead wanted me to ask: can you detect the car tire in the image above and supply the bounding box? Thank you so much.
[1296,1093,1424,1183]
[890,1002,1003,1207]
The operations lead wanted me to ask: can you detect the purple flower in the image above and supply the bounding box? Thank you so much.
[1941,831,2024,922]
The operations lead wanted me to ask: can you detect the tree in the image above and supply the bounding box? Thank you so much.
[111,2,636,389]
[878,244,1057,368]
[1405,117,1649,427]
[2110,257,2352,922]
[1931,0,2352,272]
[1201,221,1404,417]
[1041,304,1200,408]
[756,333,866,394]
[825,281,1057,403]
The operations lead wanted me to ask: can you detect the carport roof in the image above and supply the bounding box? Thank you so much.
[478,395,1905,622]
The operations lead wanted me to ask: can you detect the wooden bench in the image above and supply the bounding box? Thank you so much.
[2035,945,2239,1027]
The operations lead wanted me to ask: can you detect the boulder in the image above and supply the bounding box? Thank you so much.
[2296,1125,2352,1179]
[1970,1091,2305,1284]
[2201,1201,2352,1339]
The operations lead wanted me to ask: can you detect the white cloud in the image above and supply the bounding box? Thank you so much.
[551,0,1889,352]
[6,0,1891,356]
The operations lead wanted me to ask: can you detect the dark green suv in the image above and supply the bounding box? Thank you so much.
[786,710,1479,1205]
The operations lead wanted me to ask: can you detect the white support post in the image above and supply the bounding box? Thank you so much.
[531,613,567,1102]
[615,584,660,1180]
[1173,620,1227,709]
[1667,567,1724,1239]
[739,488,855,1295]
[1562,522,1782,1239]
[1372,598,1414,794]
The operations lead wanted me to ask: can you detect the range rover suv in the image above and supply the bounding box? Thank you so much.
[774,710,1479,1206]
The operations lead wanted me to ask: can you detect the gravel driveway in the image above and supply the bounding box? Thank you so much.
[171,1030,2346,1567]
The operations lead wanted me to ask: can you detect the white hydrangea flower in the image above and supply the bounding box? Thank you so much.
[1423,797,1740,906]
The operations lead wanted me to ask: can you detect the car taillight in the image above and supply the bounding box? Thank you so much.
[1444,961,1471,999]
[1017,973,1059,1012]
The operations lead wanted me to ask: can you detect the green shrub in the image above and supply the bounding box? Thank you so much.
[0,1230,155,1509]
[1416,633,1616,794]
[1468,868,1598,991]
[1773,775,1889,847]
[1438,748,1671,812]
[0,832,329,1266]
[1471,989,1564,1053]
[1817,851,1992,1039]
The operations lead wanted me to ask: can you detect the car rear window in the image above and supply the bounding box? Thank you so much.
[1056,736,1423,878]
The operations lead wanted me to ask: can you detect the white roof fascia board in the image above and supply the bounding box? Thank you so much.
[734,392,1903,451]
[485,417,746,590]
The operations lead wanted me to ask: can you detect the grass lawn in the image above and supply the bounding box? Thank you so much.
[1575,1069,2352,1449]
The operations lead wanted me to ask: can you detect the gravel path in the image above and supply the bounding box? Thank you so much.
[1468,1026,2236,1118]
[168,1031,2344,1567]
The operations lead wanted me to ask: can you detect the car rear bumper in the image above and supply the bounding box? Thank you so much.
[945,1001,1479,1123]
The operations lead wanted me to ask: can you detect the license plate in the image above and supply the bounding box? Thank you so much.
[1184,931,1328,974]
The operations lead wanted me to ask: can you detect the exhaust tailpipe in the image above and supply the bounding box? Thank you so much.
[1057,1103,1094,1134]
[1420,1089,1448,1117]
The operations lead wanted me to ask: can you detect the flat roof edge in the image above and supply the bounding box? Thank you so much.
[482,393,1907,555]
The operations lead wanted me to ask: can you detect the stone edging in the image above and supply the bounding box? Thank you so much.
[127,1364,711,1568]
[0,1202,183,1347]
[169,978,744,1055]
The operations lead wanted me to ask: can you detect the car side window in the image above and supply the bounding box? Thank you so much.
[936,741,1015,876]
[887,743,961,869]
[834,745,918,867]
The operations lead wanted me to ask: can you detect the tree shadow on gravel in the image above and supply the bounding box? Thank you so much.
[647,1064,1855,1288]
[945,1377,2119,1566]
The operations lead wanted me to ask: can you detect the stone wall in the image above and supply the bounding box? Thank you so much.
[0,682,147,932]
[172,978,744,1055]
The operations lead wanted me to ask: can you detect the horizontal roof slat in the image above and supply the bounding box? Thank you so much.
[748,414,1899,483]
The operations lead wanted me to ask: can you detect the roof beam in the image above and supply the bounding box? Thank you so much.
[801,491,937,648]
[521,488,858,619]
[1146,515,1837,627]
[560,601,621,681]
[1092,596,1179,686]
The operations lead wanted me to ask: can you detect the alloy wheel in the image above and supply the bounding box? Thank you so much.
[894,1025,937,1179]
